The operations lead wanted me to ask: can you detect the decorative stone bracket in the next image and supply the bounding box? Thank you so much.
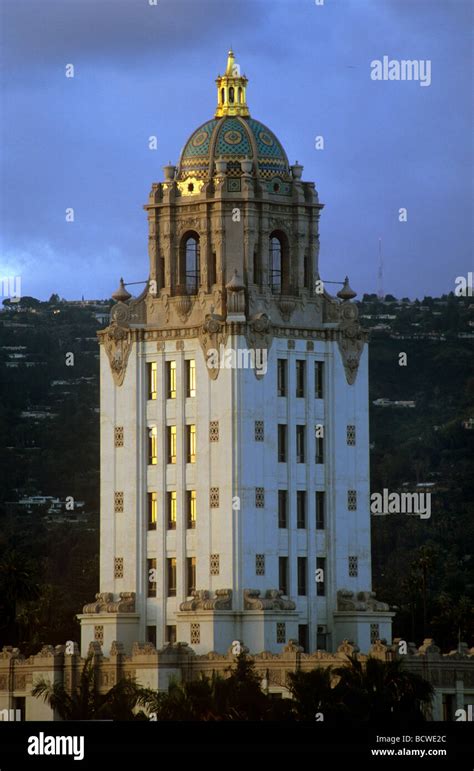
[179,589,232,611]
[82,592,136,614]
[243,589,296,611]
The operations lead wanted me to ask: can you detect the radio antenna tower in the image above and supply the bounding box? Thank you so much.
[377,238,384,300]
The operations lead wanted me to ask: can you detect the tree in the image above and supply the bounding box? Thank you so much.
[32,654,144,720]
[287,666,344,721]
[334,655,433,721]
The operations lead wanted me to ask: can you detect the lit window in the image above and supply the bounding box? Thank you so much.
[187,424,196,463]
[167,425,177,464]
[148,426,157,465]
[186,359,196,397]
[187,490,196,529]
[167,491,177,530]
[148,492,157,530]
[167,361,176,399]
[147,362,157,400]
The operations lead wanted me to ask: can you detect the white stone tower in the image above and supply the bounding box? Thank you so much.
[79,51,393,656]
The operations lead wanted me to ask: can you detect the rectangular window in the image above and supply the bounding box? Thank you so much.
[166,361,176,399]
[186,557,196,595]
[297,491,306,528]
[147,362,157,400]
[278,490,288,528]
[147,558,156,598]
[316,557,326,596]
[278,424,287,462]
[187,424,196,463]
[315,361,324,399]
[187,490,196,529]
[298,624,309,652]
[148,492,157,531]
[297,557,307,596]
[296,425,305,463]
[167,491,177,530]
[166,625,177,644]
[167,557,177,596]
[148,426,157,465]
[296,360,306,398]
[186,359,196,398]
[316,491,325,530]
[146,625,157,647]
[167,425,177,464]
[277,359,287,397]
[316,435,324,464]
[279,556,288,595]
[316,626,327,651]
[255,554,265,575]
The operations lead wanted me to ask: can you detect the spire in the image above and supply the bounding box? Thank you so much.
[215,50,250,118]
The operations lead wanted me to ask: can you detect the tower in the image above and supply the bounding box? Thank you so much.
[78,52,393,656]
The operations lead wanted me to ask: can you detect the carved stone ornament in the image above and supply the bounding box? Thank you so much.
[103,317,133,387]
[243,589,296,611]
[278,296,296,322]
[179,589,232,611]
[245,313,273,380]
[337,302,367,386]
[83,592,136,614]
[174,293,193,321]
[337,589,389,612]
[198,309,228,380]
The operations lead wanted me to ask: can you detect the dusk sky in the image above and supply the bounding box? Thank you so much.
[1,0,472,301]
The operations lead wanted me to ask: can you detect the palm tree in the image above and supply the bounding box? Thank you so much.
[334,655,433,721]
[32,654,144,720]
[287,666,344,721]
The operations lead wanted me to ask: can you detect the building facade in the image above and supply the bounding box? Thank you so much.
[79,51,393,657]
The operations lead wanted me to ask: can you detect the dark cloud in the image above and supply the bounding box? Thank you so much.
[0,0,472,299]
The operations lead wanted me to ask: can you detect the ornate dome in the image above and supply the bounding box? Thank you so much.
[176,51,291,186]
[177,115,291,182]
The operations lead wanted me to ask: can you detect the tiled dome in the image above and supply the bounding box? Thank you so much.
[177,115,291,181]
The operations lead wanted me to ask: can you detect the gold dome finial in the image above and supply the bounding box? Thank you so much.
[215,50,249,118]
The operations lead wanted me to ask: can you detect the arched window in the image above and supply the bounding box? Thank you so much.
[221,88,225,104]
[229,86,234,103]
[180,233,200,294]
[269,231,290,293]
[270,236,282,293]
